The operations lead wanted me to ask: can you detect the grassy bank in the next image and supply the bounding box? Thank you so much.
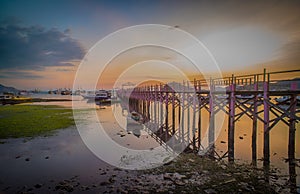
[0,105,74,139]
[0,98,72,105]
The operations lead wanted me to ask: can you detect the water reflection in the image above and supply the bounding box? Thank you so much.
[120,98,300,189]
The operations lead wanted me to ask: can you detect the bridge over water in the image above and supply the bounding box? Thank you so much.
[117,69,300,191]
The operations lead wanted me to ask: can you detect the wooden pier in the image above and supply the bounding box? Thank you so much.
[118,69,300,167]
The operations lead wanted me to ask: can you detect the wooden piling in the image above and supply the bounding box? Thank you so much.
[172,91,175,135]
[154,85,157,129]
[288,94,296,160]
[288,89,297,193]
[160,84,163,136]
[165,91,169,141]
[209,78,215,157]
[263,69,270,166]
[187,82,191,144]
[228,75,235,162]
[252,75,258,165]
[198,99,202,150]
[197,81,202,150]
[192,80,197,151]
[181,81,185,145]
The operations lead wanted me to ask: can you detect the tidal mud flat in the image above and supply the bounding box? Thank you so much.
[0,104,296,193]
[0,128,286,194]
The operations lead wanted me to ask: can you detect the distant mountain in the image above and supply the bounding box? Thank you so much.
[0,84,19,94]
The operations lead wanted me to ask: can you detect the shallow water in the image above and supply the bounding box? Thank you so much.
[0,95,299,192]
[0,127,111,192]
[0,97,172,192]
[146,100,300,189]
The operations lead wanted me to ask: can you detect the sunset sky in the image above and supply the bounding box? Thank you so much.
[0,0,299,90]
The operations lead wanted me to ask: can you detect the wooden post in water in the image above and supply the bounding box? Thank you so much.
[289,82,297,193]
[142,96,145,117]
[178,84,181,140]
[181,81,185,145]
[252,75,258,166]
[147,94,150,122]
[192,79,197,151]
[288,82,297,160]
[165,90,169,141]
[160,84,163,137]
[154,85,157,130]
[208,78,215,157]
[198,81,202,150]
[172,91,175,135]
[187,82,191,145]
[151,86,155,128]
[171,90,176,148]
[228,74,236,162]
[144,89,147,118]
[263,69,270,166]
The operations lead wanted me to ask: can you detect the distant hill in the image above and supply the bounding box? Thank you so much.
[0,84,19,94]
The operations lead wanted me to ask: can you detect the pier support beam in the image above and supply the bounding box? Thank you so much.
[228,76,235,162]
[252,75,258,166]
[160,85,163,136]
[165,92,169,141]
[197,82,202,150]
[198,101,202,150]
[208,79,215,157]
[181,82,185,146]
[172,91,175,135]
[192,90,197,151]
[289,82,297,160]
[289,92,297,193]
[263,69,270,166]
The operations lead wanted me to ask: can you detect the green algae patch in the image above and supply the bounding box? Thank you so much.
[0,105,75,139]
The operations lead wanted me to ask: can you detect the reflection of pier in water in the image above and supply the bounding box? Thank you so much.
[124,110,181,154]
[126,116,142,138]
[118,69,300,191]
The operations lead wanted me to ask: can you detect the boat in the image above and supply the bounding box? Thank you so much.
[83,90,113,105]
[95,90,110,100]
[0,93,14,100]
[18,90,29,96]
[61,90,72,95]
[82,90,108,99]
[72,90,81,96]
